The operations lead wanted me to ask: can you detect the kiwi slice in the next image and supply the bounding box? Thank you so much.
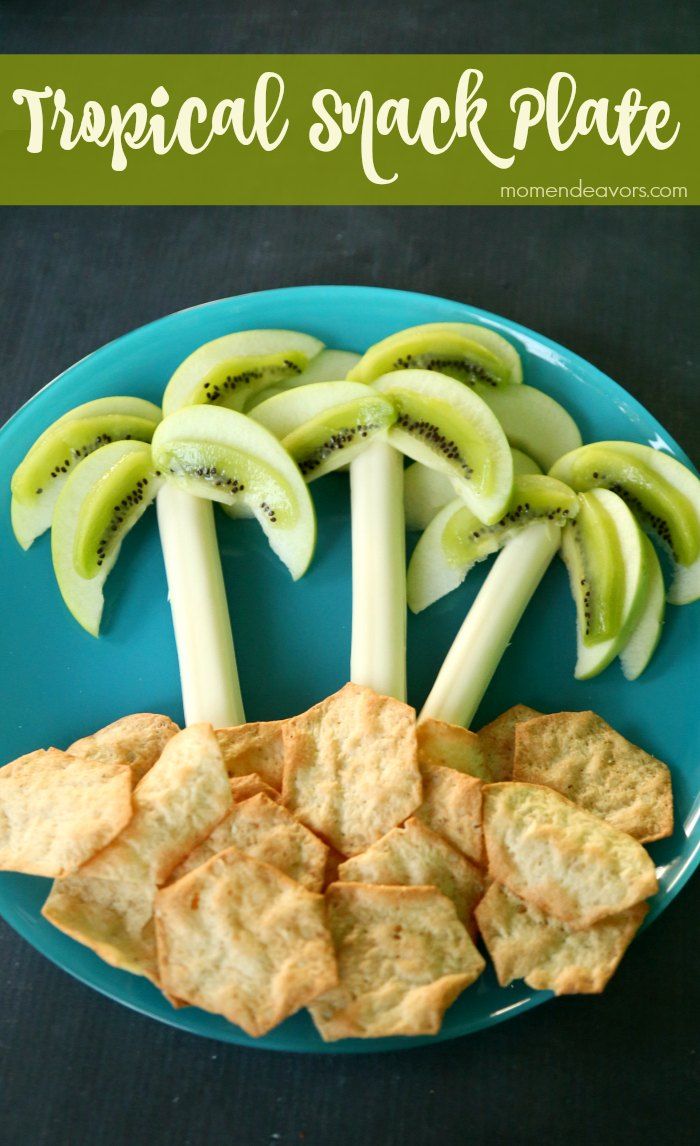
[407,474,577,613]
[151,405,316,580]
[253,380,396,481]
[551,441,700,604]
[10,397,161,550]
[374,370,513,525]
[349,322,522,388]
[162,330,324,416]
[561,489,648,679]
[51,442,161,636]
[474,383,582,470]
[404,449,541,532]
[619,535,665,681]
[246,349,361,410]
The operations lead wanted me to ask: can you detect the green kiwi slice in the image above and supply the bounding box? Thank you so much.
[51,441,161,636]
[407,474,577,613]
[162,330,325,416]
[561,488,649,679]
[404,449,541,532]
[474,383,582,470]
[551,441,700,604]
[563,490,625,646]
[151,405,316,580]
[374,370,513,525]
[349,322,522,388]
[10,397,161,550]
[253,380,396,481]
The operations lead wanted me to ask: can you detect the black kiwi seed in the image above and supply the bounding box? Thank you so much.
[392,353,499,387]
[396,412,473,477]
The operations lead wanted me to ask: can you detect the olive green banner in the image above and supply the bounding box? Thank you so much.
[0,55,697,204]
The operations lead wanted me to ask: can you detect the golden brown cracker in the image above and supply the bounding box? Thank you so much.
[475,881,647,994]
[308,883,485,1041]
[478,705,542,781]
[414,763,483,866]
[513,711,673,843]
[155,848,337,1037]
[42,724,231,980]
[282,683,422,856]
[482,782,658,928]
[216,720,286,789]
[417,718,492,781]
[170,793,328,891]
[68,712,179,784]
[338,817,484,934]
[0,748,132,878]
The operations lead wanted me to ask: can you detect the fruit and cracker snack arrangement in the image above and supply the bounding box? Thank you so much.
[3,317,698,1039]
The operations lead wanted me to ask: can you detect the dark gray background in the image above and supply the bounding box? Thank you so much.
[1,5,699,1146]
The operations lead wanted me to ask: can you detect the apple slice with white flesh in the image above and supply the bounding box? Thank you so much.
[619,534,665,681]
[51,441,162,637]
[162,329,325,416]
[11,396,161,549]
[407,474,578,613]
[246,349,361,409]
[474,383,582,471]
[551,441,700,605]
[561,489,649,680]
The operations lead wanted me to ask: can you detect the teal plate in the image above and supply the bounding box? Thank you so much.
[0,286,698,1053]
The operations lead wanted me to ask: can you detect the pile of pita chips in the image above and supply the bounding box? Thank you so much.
[0,688,675,1037]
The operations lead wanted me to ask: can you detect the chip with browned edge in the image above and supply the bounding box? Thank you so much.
[338,817,484,934]
[216,720,286,789]
[475,881,648,994]
[414,763,483,865]
[478,705,542,781]
[282,683,422,856]
[513,711,673,843]
[170,792,328,891]
[417,718,491,780]
[309,883,485,1041]
[42,723,231,981]
[482,782,658,927]
[0,748,132,878]
[68,712,180,785]
[155,848,337,1037]
[229,774,280,803]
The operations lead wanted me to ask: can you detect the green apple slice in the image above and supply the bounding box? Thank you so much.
[374,370,513,525]
[252,380,397,480]
[404,449,541,532]
[561,489,649,679]
[407,474,577,613]
[162,329,324,416]
[348,322,522,388]
[246,349,361,409]
[619,535,665,681]
[51,441,162,636]
[151,405,316,580]
[551,441,700,604]
[10,397,161,549]
[475,383,582,470]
